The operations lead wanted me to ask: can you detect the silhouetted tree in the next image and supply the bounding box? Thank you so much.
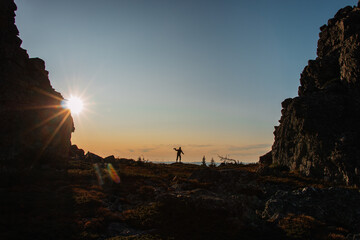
[209,158,216,167]
[202,156,206,166]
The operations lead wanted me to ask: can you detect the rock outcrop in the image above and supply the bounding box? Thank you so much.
[85,151,104,163]
[271,3,360,185]
[262,187,360,233]
[69,144,85,160]
[0,0,74,167]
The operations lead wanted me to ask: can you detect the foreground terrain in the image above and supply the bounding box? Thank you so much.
[1,157,359,240]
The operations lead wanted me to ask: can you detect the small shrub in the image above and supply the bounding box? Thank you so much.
[122,202,161,228]
[209,158,216,167]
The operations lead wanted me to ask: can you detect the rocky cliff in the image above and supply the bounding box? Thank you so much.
[0,0,74,167]
[271,2,360,185]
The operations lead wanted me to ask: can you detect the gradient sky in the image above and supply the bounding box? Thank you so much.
[14,0,356,163]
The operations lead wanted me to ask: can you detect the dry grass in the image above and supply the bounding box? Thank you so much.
[258,169,332,189]
[278,214,325,239]
[277,214,349,240]
[1,158,353,239]
[121,202,162,228]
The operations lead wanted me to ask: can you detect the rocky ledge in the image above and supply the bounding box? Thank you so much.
[269,2,360,186]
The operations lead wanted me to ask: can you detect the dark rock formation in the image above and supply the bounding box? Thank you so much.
[69,144,85,160]
[85,152,103,163]
[259,151,273,166]
[0,0,74,167]
[104,155,116,162]
[271,3,360,185]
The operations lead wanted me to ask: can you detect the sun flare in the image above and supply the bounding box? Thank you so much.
[64,96,84,114]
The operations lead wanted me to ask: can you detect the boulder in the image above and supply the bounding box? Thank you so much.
[85,151,103,163]
[259,151,272,166]
[271,4,360,185]
[0,0,74,167]
[69,145,85,160]
[104,155,116,162]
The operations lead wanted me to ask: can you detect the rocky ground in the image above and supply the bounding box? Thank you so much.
[1,155,359,240]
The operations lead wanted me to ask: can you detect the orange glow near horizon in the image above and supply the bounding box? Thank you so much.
[60,82,273,164]
[71,129,272,163]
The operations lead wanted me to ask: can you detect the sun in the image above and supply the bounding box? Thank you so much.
[64,96,84,114]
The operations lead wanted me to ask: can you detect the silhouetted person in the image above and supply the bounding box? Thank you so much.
[174,147,184,162]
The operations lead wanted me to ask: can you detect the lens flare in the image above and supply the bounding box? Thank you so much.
[93,163,104,185]
[62,96,83,114]
[107,163,121,184]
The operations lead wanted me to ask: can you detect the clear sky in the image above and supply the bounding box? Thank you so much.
[14,0,356,163]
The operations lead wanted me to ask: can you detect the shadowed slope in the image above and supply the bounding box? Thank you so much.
[0,0,74,167]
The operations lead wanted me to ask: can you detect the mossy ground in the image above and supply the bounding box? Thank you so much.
[0,159,352,239]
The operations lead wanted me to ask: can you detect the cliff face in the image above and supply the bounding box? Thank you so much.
[272,3,360,185]
[0,0,74,167]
